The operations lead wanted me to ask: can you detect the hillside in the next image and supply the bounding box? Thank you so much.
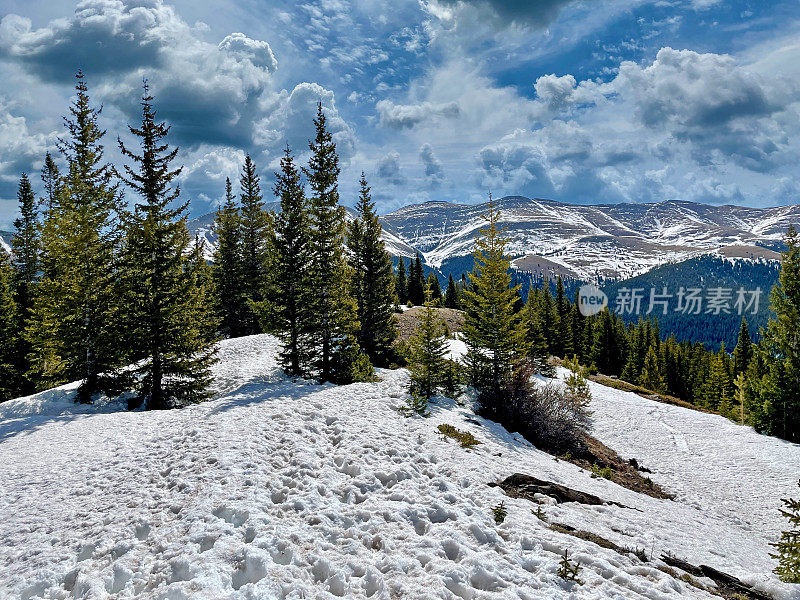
[179,197,797,282]
[1,335,798,600]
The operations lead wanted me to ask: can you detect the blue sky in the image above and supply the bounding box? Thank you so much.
[0,0,798,225]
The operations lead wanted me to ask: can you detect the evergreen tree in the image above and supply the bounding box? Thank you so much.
[426,272,443,305]
[772,480,800,583]
[396,257,408,305]
[408,285,448,402]
[525,289,553,376]
[732,317,753,377]
[269,145,313,376]
[11,173,40,317]
[0,252,24,401]
[239,155,271,335]
[592,309,624,376]
[463,197,527,405]
[443,273,459,309]
[639,345,666,393]
[408,252,425,306]
[28,71,123,400]
[304,103,370,383]
[347,173,397,366]
[117,83,217,409]
[211,178,246,338]
[749,226,800,441]
[40,152,61,213]
[554,276,572,357]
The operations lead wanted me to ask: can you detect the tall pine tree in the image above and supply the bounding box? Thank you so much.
[748,226,800,441]
[211,177,245,338]
[28,71,123,400]
[408,284,448,402]
[270,145,313,376]
[396,256,408,305]
[118,83,217,409]
[0,252,24,401]
[11,173,39,318]
[463,196,527,406]
[347,173,397,366]
[239,155,271,335]
[304,103,369,383]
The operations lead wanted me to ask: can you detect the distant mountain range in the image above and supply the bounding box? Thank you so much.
[3,197,795,282]
[188,196,797,281]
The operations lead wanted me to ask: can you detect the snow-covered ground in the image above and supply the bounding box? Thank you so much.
[0,335,797,600]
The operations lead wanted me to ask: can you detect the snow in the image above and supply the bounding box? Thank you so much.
[0,335,798,599]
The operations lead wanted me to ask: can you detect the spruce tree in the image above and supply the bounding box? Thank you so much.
[772,480,800,583]
[525,289,553,376]
[40,152,61,213]
[211,178,245,338]
[304,103,369,383]
[639,345,666,393]
[28,71,123,399]
[270,145,313,376]
[462,197,527,405]
[426,272,443,306]
[444,273,460,309]
[11,173,39,317]
[408,252,425,306]
[239,155,272,335]
[117,83,217,409]
[749,226,800,441]
[347,173,397,366]
[396,257,408,305]
[0,252,24,401]
[408,284,448,402]
[732,317,753,377]
[554,276,572,357]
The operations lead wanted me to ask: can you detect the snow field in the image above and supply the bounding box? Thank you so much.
[0,335,797,599]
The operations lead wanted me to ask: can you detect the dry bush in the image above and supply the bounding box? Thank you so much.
[479,359,590,454]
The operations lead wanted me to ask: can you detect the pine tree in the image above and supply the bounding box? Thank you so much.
[732,317,753,377]
[347,173,397,366]
[28,71,124,400]
[525,289,553,376]
[408,252,425,306]
[396,257,408,305]
[554,276,572,357]
[408,284,448,402]
[463,197,527,406]
[0,252,24,401]
[239,155,271,335]
[211,177,245,338]
[749,226,800,441]
[592,308,624,376]
[117,83,217,409]
[426,272,442,305]
[11,173,39,317]
[268,145,313,376]
[772,480,800,583]
[639,345,666,393]
[444,273,460,309]
[304,103,370,383]
[40,152,61,213]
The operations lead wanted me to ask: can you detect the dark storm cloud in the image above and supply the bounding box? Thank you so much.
[436,0,583,27]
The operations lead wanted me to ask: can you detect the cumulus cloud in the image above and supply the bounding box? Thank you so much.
[419,143,444,187]
[376,152,405,185]
[376,99,460,129]
[0,0,281,150]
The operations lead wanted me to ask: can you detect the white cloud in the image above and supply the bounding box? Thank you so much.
[376,100,460,129]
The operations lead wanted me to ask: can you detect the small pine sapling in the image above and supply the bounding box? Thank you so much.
[492,501,507,524]
[557,550,583,584]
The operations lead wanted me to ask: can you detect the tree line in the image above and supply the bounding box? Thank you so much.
[0,71,398,406]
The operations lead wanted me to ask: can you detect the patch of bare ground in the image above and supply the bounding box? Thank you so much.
[395,306,465,343]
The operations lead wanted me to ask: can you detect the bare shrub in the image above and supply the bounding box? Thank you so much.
[478,359,591,453]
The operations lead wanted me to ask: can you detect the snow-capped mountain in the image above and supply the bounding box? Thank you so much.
[379,197,800,280]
